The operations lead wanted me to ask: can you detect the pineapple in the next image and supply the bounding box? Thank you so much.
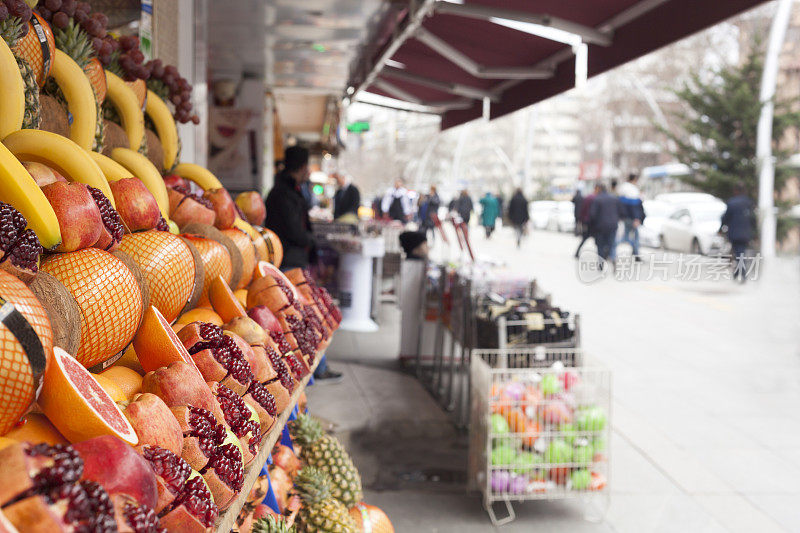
[1,16,40,129]
[295,467,357,533]
[290,415,363,507]
[252,515,297,533]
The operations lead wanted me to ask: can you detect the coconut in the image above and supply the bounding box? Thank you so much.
[101,120,129,157]
[178,236,206,315]
[27,272,80,356]
[181,223,244,290]
[112,250,151,319]
[144,128,164,174]
[39,95,70,137]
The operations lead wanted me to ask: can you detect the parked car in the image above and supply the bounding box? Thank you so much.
[529,201,556,230]
[655,192,719,205]
[639,200,677,248]
[547,201,576,232]
[660,201,729,255]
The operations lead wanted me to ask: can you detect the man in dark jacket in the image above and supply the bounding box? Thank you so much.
[571,188,584,236]
[575,184,599,258]
[721,183,755,282]
[453,189,473,223]
[507,188,529,247]
[332,173,360,220]
[589,184,621,264]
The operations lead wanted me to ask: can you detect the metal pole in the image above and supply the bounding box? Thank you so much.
[756,0,793,258]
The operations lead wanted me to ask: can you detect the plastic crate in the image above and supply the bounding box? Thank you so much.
[468,349,611,526]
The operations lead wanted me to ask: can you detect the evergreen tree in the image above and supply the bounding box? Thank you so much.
[663,38,800,202]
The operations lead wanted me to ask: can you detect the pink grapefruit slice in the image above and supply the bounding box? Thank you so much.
[38,347,138,445]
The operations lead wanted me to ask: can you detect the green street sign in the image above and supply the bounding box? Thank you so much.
[346,121,370,133]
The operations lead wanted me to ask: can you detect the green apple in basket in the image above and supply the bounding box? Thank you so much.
[560,422,577,444]
[575,405,607,433]
[539,373,562,396]
[491,444,517,466]
[572,439,595,465]
[570,469,592,490]
[490,413,510,434]
[544,439,573,464]
[512,451,544,476]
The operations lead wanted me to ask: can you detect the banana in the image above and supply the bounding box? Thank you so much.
[105,70,144,152]
[88,150,134,182]
[233,217,260,242]
[0,38,25,140]
[111,147,169,218]
[3,129,115,207]
[144,89,179,171]
[0,143,61,249]
[172,162,223,191]
[49,49,97,150]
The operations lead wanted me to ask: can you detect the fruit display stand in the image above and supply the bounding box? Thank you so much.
[215,351,322,532]
[468,348,611,526]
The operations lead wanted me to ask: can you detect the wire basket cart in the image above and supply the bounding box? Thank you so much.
[468,348,611,526]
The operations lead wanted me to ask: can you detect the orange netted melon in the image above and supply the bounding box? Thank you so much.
[0,271,52,435]
[118,231,197,323]
[259,227,283,267]
[12,13,55,87]
[181,235,232,306]
[221,228,256,289]
[41,248,143,368]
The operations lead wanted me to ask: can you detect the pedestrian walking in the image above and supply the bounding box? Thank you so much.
[507,187,529,248]
[571,187,584,236]
[453,189,473,224]
[381,178,412,222]
[419,186,441,239]
[608,179,620,261]
[720,182,755,282]
[332,173,360,221]
[575,184,599,258]
[589,183,621,265]
[479,191,500,238]
[618,173,645,261]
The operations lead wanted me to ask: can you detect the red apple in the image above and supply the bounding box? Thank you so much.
[235,191,266,226]
[204,188,236,230]
[23,161,67,187]
[163,175,188,189]
[41,181,104,252]
[71,435,159,510]
[248,305,282,337]
[110,178,161,232]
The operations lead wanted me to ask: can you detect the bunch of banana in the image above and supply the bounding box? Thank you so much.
[110,147,169,218]
[172,162,223,190]
[144,89,179,171]
[105,70,144,152]
[3,129,114,207]
[88,150,134,182]
[0,37,25,139]
[49,49,97,150]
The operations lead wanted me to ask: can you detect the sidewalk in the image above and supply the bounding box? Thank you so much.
[307,228,800,532]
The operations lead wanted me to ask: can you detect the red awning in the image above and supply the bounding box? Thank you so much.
[350,0,768,129]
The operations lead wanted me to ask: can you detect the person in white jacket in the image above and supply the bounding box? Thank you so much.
[381,178,412,221]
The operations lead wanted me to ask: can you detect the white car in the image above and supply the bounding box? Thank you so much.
[660,202,729,255]
[655,192,719,205]
[529,201,556,230]
[547,201,576,232]
[639,200,677,248]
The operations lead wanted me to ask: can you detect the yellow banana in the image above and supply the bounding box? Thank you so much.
[111,147,169,218]
[105,70,144,151]
[144,89,179,171]
[233,217,260,242]
[172,162,223,191]
[88,150,134,182]
[0,143,61,249]
[3,129,115,207]
[0,38,25,140]
[49,49,97,150]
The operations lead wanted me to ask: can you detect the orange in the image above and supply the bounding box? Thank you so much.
[505,408,528,433]
[259,228,283,267]
[83,57,107,103]
[183,235,232,304]
[234,289,248,309]
[134,306,196,374]
[91,374,127,403]
[0,271,53,435]
[222,228,256,289]
[176,307,223,326]
[251,234,268,263]
[99,366,143,401]
[126,79,147,108]
[208,275,247,323]
[41,249,143,369]
[0,437,14,450]
[118,231,197,323]
[11,13,55,87]
[114,345,145,376]
[4,413,67,445]
[38,347,138,445]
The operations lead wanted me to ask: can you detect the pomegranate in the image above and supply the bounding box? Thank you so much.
[88,186,124,251]
[159,474,217,532]
[0,201,42,280]
[271,444,300,478]
[170,405,244,510]
[139,445,191,513]
[124,393,184,456]
[203,188,236,230]
[265,346,295,393]
[241,380,277,433]
[112,493,165,533]
[225,331,271,383]
[178,322,254,395]
[267,465,291,513]
[0,442,83,506]
[212,383,262,465]
[168,186,215,228]
[141,361,226,424]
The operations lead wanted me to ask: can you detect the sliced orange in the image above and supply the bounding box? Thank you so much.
[38,347,138,445]
[133,306,197,374]
[92,374,127,403]
[176,307,223,326]
[208,275,247,323]
[99,366,143,401]
[233,289,248,309]
[4,413,68,445]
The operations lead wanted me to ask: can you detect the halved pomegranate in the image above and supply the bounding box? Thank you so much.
[178,322,254,395]
[225,332,272,383]
[212,383,262,465]
[265,346,295,392]
[88,186,124,251]
[112,493,165,533]
[241,380,278,433]
[169,405,244,510]
[0,201,42,281]
[0,442,83,506]
[158,473,218,532]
